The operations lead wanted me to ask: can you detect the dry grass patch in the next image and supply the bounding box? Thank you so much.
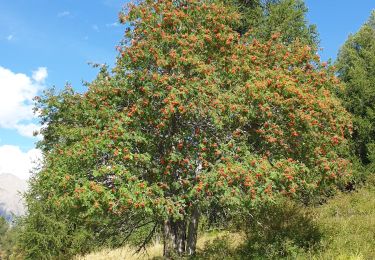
[76,231,244,260]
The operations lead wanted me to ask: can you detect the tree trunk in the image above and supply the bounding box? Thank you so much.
[175,220,186,254]
[186,205,200,256]
[163,218,187,258]
[163,210,200,258]
[163,219,176,258]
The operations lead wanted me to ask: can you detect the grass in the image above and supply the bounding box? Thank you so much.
[301,183,375,259]
[75,241,164,260]
[75,232,243,260]
[77,182,375,260]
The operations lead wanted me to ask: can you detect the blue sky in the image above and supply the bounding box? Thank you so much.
[306,0,375,61]
[0,0,374,179]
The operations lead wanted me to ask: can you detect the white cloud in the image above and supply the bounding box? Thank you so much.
[57,11,70,18]
[92,24,99,32]
[106,22,119,27]
[32,67,48,83]
[15,123,41,138]
[0,66,46,137]
[0,145,42,180]
[6,34,13,41]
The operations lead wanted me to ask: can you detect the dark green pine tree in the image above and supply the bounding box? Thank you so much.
[336,11,375,172]
[232,0,319,47]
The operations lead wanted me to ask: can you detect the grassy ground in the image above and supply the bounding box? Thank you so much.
[77,183,375,259]
[75,232,243,260]
[301,183,375,259]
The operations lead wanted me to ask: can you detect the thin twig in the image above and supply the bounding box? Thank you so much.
[135,222,158,254]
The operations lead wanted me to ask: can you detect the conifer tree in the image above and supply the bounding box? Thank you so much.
[233,0,319,46]
[336,11,375,171]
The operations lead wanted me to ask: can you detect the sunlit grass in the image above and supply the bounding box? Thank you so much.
[302,182,375,259]
[75,232,244,260]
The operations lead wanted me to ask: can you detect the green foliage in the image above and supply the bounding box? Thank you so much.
[233,0,319,46]
[0,216,9,258]
[24,0,351,257]
[18,174,155,259]
[0,216,8,237]
[336,11,375,182]
[235,200,321,258]
[0,218,23,260]
[18,197,92,259]
[196,182,375,259]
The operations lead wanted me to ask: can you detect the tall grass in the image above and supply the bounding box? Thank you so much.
[302,181,375,259]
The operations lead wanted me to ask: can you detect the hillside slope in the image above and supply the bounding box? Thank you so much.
[307,182,375,259]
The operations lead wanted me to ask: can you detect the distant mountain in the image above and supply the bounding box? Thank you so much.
[0,173,27,221]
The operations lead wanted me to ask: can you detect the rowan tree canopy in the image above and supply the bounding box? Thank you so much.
[25,0,351,256]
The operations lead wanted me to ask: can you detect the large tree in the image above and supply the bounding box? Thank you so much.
[25,0,351,257]
[336,11,375,171]
[233,0,319,46]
